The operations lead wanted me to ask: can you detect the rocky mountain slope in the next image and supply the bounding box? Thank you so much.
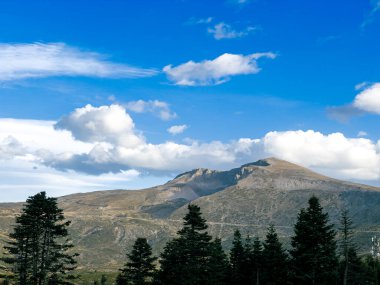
[1,158,380,270]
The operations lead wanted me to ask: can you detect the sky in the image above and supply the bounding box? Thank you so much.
[1,0,380,202]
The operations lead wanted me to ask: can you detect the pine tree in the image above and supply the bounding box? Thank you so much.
[290,196,338,285]
[208,238,229,285]
[115,273,128,285]
[2,191,77,285]
[261,225,288,285]
[251,237,262,285]
[157,204,212,285]
[118,238,156,285]
[229,230,246,285]
[339,208,363,285]
[100,274,107,285]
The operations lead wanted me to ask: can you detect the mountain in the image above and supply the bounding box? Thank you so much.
[1,157,380,271]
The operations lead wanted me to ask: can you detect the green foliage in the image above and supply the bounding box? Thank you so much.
[362,254,380,285]
[229,230,246,284]
[290,196,338,285]
[208,238,229,285]
[100,274,107,285]
[251,237,263,284]
[157,204,213,285]
[2,191,77,285]
[261,225,288,285]
[118,238,156,285]
[338,209,366,285]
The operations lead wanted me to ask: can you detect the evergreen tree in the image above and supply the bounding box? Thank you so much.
[363,254,380,285]
[2,191,77,285]
[157,204,212,285]
[251,237,262,285]
[208,238,229,285]
[115,273,128,285]
[339,209,364,285]
[100,274,107,285]
[290,196,338,285]
[261,225,288,285]
[229,230,246,285]
[338,247,365,285]
[118,238,156,285]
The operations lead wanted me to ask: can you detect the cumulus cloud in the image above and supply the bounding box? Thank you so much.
[163,52,276,86]
[167,125,188,135]
[208,22,256,40]
[54,104,144,147]
[2,105,380,199]
[328,83,380,121]
[263,130,380,180]
[0,42,158,81]
[125,100,177,120]
[353,83,380,114]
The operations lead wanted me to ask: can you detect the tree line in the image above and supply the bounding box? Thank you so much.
[116,197,380,285]
[1,192,380,284]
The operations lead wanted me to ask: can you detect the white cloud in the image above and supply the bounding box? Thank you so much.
[195,17,214,24]
[185,17,213,25]
[125,100,177,120]
[2,105,380,201]
[358,131,368,137]
[0,42,157,81]
[55,104,144,147]
[167,125,188,135]
[208,22,256,40]
[263,130,380,180]
[353,83,380,114]
[163,52,276,86]
[327,83,380,120]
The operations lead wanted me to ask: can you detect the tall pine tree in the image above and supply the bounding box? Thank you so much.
[2,191,77,285]
[117,238,156,285]
[251,237,263,285]
[261,225,288,285]
[290,196,338,285]
[157,204,212,285]
[338,208,366,285]
[229,230,246,285]
[208,238,229,285]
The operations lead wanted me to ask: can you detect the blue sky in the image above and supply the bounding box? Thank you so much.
[0,0,380,201]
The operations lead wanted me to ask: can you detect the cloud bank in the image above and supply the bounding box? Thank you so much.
[2,104,380,185]
[0,42,157,81]
[163,52,276,86]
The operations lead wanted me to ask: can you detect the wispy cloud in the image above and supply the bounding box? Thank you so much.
[186,17,213,25]
[167,125,188,135]
[0,42,158,81]
[163,52,276,86]
[361,0,380,28]
[125,100,177,120]
[208,22,256,40]
[228,0,250,5]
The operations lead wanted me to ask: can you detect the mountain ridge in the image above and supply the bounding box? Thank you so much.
[1,157,380,270]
